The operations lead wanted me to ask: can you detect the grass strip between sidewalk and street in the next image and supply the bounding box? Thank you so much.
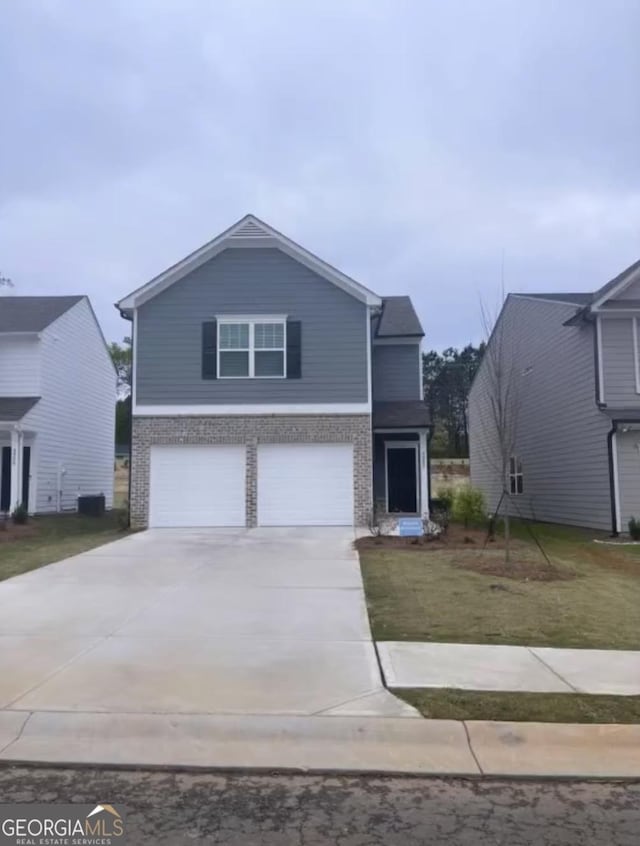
[394,687,640,724]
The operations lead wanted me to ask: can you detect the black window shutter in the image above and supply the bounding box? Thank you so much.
[286,320,301,379]
[202,320,217,379]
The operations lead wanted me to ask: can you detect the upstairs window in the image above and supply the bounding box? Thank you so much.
[218,318,286,378]
[509,456,523,495]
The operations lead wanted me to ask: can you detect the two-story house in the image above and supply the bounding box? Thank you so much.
[469,258,640,533]
[0,296,116,513]
[116,214,430,529]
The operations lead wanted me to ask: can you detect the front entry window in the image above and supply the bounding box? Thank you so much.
[386,445,418,513]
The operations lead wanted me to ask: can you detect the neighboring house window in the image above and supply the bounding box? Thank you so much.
[218,319,286,378]
[509,456,523,495]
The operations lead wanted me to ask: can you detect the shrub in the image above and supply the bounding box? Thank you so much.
[451,485,486,529]
[435,487,455,511]
[628,517,640,540]
[11,504,28,525]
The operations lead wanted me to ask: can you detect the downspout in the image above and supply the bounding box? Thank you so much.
[116,305,133,529]
[607,424,619,536]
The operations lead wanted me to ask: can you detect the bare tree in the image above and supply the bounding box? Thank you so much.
[478,296,523,562]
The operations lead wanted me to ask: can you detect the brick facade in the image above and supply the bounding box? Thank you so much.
[130,414,372,528]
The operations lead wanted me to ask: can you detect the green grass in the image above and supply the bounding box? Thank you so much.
[360,523,640,650]
[395,688,640,724]
[0,510,128,582]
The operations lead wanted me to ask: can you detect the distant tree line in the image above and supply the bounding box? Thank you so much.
[422,344,485,458]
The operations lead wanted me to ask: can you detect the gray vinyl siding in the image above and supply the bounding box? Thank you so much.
[600,317,640,407]
[616,431,640,528]
[136,248,368,404]
[372,344,421,401]
[469,296,612,530]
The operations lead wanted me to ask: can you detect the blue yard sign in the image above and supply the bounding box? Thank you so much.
[398,517,424,537]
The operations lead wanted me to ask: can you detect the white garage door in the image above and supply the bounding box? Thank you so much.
[149,444,246,527]
[257,443,354,526]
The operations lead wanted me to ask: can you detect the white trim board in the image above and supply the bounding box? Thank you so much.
[596,315,605,404]
[133,403,372,417]
[633,317,640,395]
[117,214,381,310]
[592,264,640,310]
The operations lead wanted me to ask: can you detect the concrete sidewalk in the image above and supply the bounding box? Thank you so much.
[378,642,640,695]
[0,710,639,778]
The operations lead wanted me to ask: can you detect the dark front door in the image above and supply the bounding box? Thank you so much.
[387,446,418,513]
[0,447,10,512]
[22,446,31,509]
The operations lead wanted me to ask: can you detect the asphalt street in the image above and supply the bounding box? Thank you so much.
[0,767,637,845]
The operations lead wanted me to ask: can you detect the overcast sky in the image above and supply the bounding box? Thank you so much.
[1,0,639,349]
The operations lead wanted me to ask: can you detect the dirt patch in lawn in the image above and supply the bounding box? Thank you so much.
[454,551,576,582]
[0,523,38,543]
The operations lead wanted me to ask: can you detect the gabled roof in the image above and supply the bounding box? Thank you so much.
[116,214,382,311]
[0,296,84,332]
[517,292,592,306]
[0,396,40,421]
[591,257,640,309]
[374,296,424,337]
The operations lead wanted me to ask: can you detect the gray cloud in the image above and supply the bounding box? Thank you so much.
[1,0,639,349]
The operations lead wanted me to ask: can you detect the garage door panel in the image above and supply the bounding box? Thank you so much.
[149,445,245,527]
[258,443,353,526]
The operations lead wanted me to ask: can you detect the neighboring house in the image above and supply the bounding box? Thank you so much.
[0,296,116,514]
[116,214,430,529]
[469,257,640,533]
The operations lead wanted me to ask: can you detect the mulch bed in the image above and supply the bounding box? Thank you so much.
[355,524,499,551]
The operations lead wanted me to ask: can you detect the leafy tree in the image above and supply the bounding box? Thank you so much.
[115,397,131,446]
[110,337,132,451]
[109,337,132,399]
[423,344,485,457]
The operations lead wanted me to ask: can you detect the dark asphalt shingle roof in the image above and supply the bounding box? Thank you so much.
[374,296,424,337]
[521,292,593,306]
[0,397,40,421]
[373,401,431,428]
[0,296,84,332]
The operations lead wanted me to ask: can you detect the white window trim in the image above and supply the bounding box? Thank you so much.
[508,455,524,496]
[633,317,640,394]
[217,317,287,380]
[384,440,420,514]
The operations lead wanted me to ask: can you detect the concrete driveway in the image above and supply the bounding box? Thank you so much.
[0,528,415,718]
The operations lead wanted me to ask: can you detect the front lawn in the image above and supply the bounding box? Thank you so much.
[0,510,128,582]
[395,688,640,724]
[359,521,640,650]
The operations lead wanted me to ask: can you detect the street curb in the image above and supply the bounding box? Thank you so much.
[0,711,638,780]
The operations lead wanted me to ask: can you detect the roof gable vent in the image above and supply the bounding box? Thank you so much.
[229,218,272,239]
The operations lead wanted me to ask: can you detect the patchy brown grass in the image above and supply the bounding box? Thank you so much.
[0,511,128,582]
[360,521,640,648]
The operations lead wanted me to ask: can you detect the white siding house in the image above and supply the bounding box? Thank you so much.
[0,296,116,514]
